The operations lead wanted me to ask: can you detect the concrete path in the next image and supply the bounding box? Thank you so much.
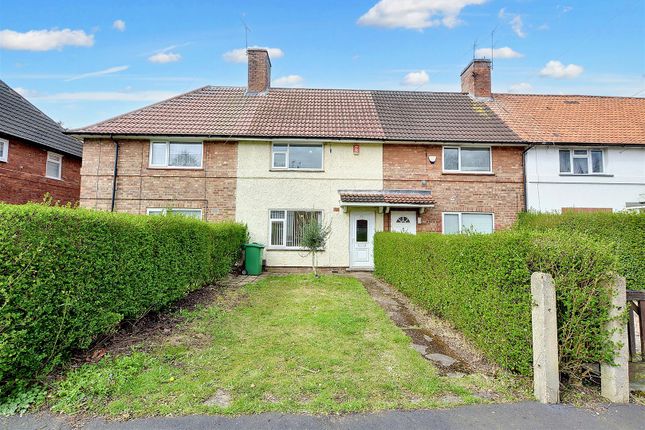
[3,402,644,429]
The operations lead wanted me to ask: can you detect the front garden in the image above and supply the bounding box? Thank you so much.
[48,275,519,415]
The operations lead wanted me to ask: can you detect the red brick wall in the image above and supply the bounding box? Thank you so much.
[383,144,524,233]
[0,136,81,204]
[80,138,237,222]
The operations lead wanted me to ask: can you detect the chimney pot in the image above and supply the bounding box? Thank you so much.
[460,59,492,98]
[247,48,271,94]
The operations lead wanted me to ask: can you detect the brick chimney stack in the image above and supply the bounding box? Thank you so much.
[460,59,492,98]
[247,48,271,94]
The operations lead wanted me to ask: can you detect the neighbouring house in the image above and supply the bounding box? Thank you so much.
[69,50,644,269]
[0,80,82,204]
[487,94,645,213]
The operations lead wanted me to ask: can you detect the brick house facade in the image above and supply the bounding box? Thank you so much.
[0,80,83,205]
[80,138,236,221]
[382,144,524,232]
[0,135,81,204]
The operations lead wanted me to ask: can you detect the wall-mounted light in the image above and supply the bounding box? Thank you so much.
[428,155,437,164]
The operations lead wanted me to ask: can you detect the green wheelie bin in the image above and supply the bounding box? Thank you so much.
[243,243,264,275]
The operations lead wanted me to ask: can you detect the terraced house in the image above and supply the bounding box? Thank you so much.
[70,49,645,269]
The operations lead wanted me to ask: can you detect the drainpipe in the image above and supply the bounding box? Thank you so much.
[521,145,533,212]
[110,136,119,212]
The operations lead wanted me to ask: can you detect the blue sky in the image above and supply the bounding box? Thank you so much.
[1,0,643,128]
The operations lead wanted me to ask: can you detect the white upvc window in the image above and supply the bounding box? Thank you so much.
[146,208,203,219]
[559,149,604,175]
[443,146,492,173]
[269,210,322,248]
[443,212,494,234]
[45,152,62,179]
[149,141,203,168]
[0,138,8,162]
[271,142,323,170]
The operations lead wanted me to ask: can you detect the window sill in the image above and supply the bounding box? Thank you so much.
[45,175,62,181]
[559,173,614,177]
[267,247,325,252]
[442,171,495,176]
[148,166,204,170]
[269,168,325,173]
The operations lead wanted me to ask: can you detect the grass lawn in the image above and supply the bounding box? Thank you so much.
[49,275,517,416]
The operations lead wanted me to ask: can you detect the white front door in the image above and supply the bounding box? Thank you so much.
[391,210,417,234]
[350,211,375,269]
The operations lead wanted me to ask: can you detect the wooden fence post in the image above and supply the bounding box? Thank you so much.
[531,272,559,403]
[601,275,629,403]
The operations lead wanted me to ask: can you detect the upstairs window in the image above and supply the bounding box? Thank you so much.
[272,143,323,170]
[559,149,604,174]
[150,142,203,168]
[146,208,203,219]
[0,138,8,162]
[46,152,62,179]
[443,146,491,173]
[269,210,322,248]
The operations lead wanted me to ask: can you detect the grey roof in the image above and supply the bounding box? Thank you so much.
[0,80,82,157]
[72,86,522,143]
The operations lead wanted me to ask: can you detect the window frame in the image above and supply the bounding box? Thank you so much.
[45,151,62,180]
[149,141,204,169]
[146,208,203,219]
[270,142,324,171]
[268,209,324,250]
[0,138,8,162]
[558,148,605,175]
[442,212,495,234]
[442,146,493,174]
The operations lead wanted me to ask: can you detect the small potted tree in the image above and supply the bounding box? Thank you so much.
[300,218,331,278]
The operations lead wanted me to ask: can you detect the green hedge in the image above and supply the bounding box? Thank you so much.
[0,204,246,398]
[374,230,619,377]
[517,211,645,290]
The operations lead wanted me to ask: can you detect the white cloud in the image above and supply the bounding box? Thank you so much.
[401,70,429,86]
[65,65,129,81]
[357,0,487,30]
[222,46,284,63]
[112,19,126,31]
[540,60,584,79]
[14,87,39,98]
[148,52,182,63]
[508,82,532,93]
[18,89,180,102]
[475,46,523,59]
[272,75,304,87]
[0,28,94,51]
[499,8,526,38]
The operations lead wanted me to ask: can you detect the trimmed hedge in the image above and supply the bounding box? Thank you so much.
[374,230,619,377]
[0,204,246,398]
[517,211,645,290]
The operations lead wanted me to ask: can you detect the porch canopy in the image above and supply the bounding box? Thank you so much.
[338,189,435,213]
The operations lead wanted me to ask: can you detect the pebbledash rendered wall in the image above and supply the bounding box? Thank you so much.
[80,138,236,221]
[382,144,525,232]
[236,141,384,267]
[0,136,81,204]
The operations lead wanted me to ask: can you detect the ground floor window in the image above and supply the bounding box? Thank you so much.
[442,212,494,234]
[146,208,203,219]
[270,210,322,248]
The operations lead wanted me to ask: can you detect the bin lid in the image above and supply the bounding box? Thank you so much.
[244,242,265,249]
